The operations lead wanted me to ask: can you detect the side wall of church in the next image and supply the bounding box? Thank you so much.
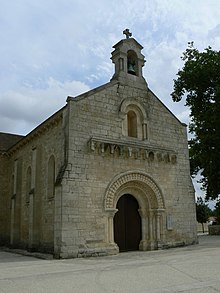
[3,115,65,253]
[59,81,197,258]
[0,155,11,245]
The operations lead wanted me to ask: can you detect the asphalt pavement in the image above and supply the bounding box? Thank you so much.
[0,234,220,293]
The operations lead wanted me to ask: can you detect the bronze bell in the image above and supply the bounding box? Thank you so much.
[128,62,136,75]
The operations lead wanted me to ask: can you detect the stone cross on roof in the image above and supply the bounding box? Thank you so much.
[123,28,132,39]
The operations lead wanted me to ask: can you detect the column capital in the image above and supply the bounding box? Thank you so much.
[105,208,118,217]
[138,208,148,218]
[155,208,165,217]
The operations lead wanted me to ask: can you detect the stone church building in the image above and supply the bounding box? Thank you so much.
[0,31,197,258]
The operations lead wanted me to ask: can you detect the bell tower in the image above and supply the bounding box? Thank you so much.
[111,29,147,88]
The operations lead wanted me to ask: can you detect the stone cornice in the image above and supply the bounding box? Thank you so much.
[88,136,177,164]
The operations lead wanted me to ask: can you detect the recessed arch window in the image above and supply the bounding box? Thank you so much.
[48,155,55,199]
[127,110,137,137]
[120,99,149,141]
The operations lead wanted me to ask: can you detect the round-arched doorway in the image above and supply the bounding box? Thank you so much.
[114,194,141,252]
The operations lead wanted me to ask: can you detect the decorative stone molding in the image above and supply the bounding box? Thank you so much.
[119,98,148,140]
[89,136,177,163]
[104,170,165,210]
[104,171,166,251]
[119,98,148,120]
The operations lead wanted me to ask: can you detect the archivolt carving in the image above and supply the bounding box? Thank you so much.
[104,171,165,210]
[119,98,149,140]
[119,98,148,120]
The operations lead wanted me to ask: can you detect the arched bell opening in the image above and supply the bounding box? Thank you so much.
[127,50,138,76]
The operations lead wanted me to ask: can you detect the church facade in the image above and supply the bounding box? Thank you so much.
[0,32,197,258]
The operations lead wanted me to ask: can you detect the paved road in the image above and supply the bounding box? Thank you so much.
[1,235,220,293]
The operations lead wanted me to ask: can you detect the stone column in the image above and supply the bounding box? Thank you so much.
[104,208,119,255]
[156,210,161,241]
[119,58,124,71]
[148,209,155,250]
[149,209,153,241]
[156,209,166,249]
[138,208,148,250]
[106,208,118,244]
[142,121,148,140]
[158,209,165,241]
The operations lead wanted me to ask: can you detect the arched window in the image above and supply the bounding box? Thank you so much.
[127,110,137,137]
[48,155,55,199]
[120,99,149,141]
[26,167,31,203]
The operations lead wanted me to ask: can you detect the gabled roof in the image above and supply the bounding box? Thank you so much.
[67,79,185,127]
[112,38,143,50]
[67,80,118,102]
[0,132,24,152]
[148,89,187,127]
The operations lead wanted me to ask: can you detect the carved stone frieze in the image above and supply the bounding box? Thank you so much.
[88,136,177,164]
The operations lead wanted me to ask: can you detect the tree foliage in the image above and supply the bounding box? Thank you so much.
[171,43,220,200]
[196,197,211,232]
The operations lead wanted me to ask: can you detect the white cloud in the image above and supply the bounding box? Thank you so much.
[0,78,90,135]
[1,0,220,135]
[176,109,190,126]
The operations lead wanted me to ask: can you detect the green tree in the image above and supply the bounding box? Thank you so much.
[171,43,220,200]
[196,197,211,233]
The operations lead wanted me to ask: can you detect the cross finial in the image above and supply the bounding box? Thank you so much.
[123,28,132,39]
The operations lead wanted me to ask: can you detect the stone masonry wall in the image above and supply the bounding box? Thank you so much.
[0,155,10,245]
[59,81,197,257]
[3,112,65,253]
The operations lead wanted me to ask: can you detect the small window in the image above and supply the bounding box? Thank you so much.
[127,110,137,137]
[48,155,55,199]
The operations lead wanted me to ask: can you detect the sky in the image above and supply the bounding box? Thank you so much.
[1,0,220,205]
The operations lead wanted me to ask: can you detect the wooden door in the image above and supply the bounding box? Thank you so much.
[114,194,141,252]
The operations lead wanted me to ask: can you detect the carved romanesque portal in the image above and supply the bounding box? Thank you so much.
[104,171,166,252]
